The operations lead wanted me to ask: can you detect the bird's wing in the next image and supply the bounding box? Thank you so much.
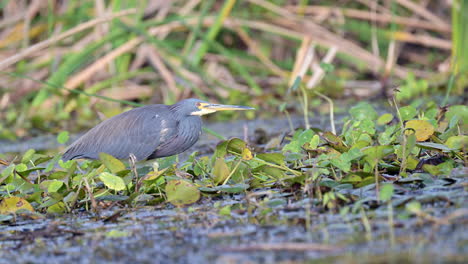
[63,105,178,161]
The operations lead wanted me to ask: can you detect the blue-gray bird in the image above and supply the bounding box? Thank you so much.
[62,98,254,161]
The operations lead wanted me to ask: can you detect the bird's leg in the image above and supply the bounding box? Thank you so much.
[129,153,139,192]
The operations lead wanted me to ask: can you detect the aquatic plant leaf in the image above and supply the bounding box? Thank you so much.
[166,180,200,206]
[422,161,453,176]
[256,153,285,166]
[257,166,286,179]
[47,202,66,214]
[405,120,435,141]
[406,201,421,213]
[0,197,34,214]
[380,183,394,202]
[21,149,36,163]
[445,135,467,150]
[99,172,126,191]
[309,134,320,149]
[215,183,249,193]
[322,131,348,153]
[399,105,417,121]
[349,102,378,120]
[143,168,168,181]
[341,174,362,183]
[362,145,394,168]
[377,113,394,125]
[219,205,231,216]
[214,140,229,158]
[227,138,247,155]
[1,164,15,178]
[212,158,230,184]
[99,152,126,174]
[416,142,453,152]
[15,163,28,172]
[445,105,468,125]
[57,131,69,144]
[283,129,315,153]
[106,230,130,238]
[16,167,44,177]
[47,180,64,193]
[378,124,398,145]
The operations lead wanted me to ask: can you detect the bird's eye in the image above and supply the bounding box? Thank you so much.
[196,102,202,107]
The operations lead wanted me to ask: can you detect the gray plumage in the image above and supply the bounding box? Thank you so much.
[63,99,203,161]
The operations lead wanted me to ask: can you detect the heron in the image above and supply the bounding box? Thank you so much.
[62,98,254,161]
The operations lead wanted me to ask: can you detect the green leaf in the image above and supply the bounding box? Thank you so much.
[341,174,362,183]
[445,105,468,125]
[227,138,247,155]
[99,152,126,174]
[445,135,467,150]
[256,153,286,166]
[362,145,394,168]
[283,130,315,153]
[416,142,453,152]
[1,164,15,178]
[377,113,394,125]
[212,158,230,184]
[48,180,64,193]
[330,154,351,173]
[399,105,417,121]
[406,201,421,213]
[166,180,200,206]
[99,172,126,191]
[57,131,70,144]
[219,205,231,216]
[47,202,66,214]
[215,183,249,193]
[349,102,378,120]
[214,140,229,158]
[322,131,349,153]
[309,134,320,149]
[15,163,28,172]
[106,230,130,238]
[21,149,36,163]
[378,125,398,145]
[379,183,394,202]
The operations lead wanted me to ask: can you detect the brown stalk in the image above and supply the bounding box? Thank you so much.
[235,26,288,78]
[396,0,449,29]
[290,36,313,86]
[63,38,141,90]
[144,44,179,98]
[246,0,410,78]
[392,31,451,50]
[285,6,451,33]
[100,84,154,101]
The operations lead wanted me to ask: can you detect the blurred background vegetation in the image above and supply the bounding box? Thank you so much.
[0,0,465,141]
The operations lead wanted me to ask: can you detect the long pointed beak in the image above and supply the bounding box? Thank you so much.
[202,103,255,112]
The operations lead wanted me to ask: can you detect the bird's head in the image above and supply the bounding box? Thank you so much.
[173,98,255,116]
